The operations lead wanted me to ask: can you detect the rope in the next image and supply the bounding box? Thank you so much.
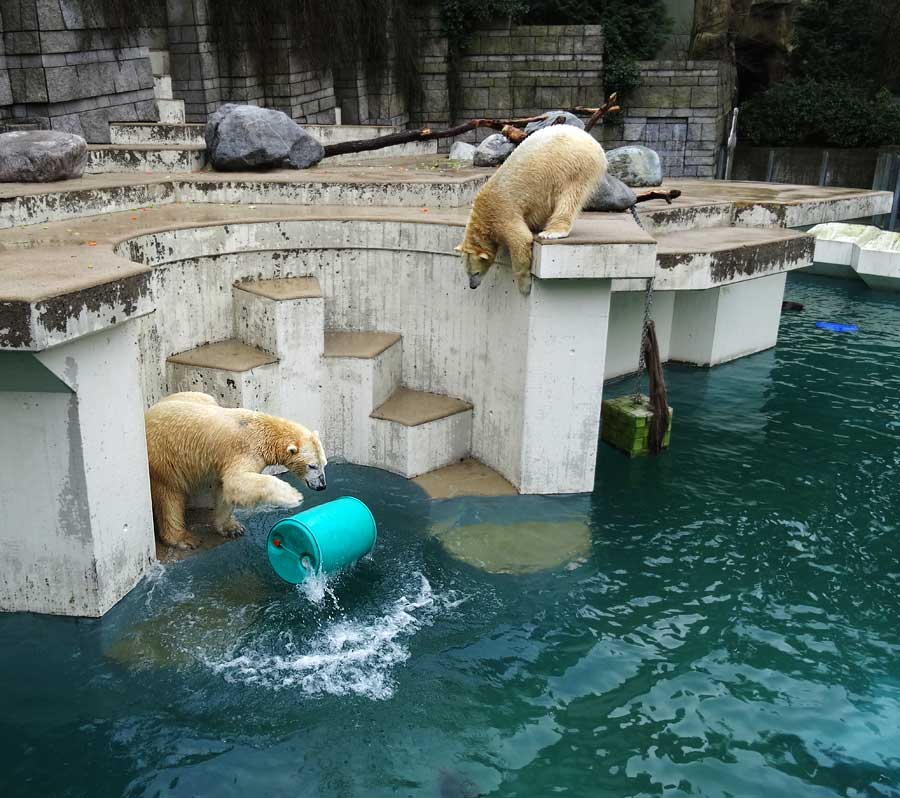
[629,205,655,403]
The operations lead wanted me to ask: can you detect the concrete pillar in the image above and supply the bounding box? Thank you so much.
[604,289,675,380]
[516,278,611,495]
[233,278,324,433]
[0,322,155,617]
[668,272,787,366]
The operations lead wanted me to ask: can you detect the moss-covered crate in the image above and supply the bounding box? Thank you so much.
[601,394,672,457]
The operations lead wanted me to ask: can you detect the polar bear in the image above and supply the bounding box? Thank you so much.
[456,124,607,294]
[144,392,327,549]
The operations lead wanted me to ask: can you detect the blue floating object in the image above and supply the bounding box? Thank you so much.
[816,321,858,333]
[267,497,377,584]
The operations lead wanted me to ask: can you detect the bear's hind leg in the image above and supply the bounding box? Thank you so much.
[212,481,244,538]
[151,480,199,550]
[538,185,585,240]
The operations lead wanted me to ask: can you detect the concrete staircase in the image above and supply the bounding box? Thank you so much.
[166,276,472,479]
[99,119,437,173]
[149,49,185,124]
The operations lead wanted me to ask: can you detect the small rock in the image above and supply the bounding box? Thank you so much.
[0,131,87,182]
[449,141,477,161]
[524,110,585,135]
[583,172,637,212]
[606,145,663,187]
[473,133,515,167]
[205,104,324,171]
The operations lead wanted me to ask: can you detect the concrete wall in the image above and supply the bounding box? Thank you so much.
[0,0,160,141]
[602,59,734,177]
[732,145,900,192]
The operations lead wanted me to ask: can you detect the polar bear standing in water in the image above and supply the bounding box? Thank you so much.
[456,125,607,295]
[145,392,327,549]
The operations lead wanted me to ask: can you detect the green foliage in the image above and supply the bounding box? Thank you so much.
[439,0,530,46]
[792,0,900,93]
[739,80,900,148]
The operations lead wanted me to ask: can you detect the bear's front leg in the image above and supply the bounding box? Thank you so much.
[212,482,244,538]
[506,221,535,296]
[222,471,304,509]
[538,185,585,240]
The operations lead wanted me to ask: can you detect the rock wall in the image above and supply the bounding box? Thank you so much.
[602,60,735,178]
[411,3,604,142]
[0,0,160,141]
[165,0,336,125]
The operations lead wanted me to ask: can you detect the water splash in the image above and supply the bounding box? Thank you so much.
[204,574,436,699]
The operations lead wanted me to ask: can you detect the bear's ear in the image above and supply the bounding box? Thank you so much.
[286,444,298,455]
[478,252,491,260]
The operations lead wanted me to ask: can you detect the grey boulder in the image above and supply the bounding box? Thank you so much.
[606,145,662,187]
[449,141,477,162]
[0,130,87,182]
[583,172,637,212]
[473,133,515,167]
[205,104,324,171]
[524,110,585,135]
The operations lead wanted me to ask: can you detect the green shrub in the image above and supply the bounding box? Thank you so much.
[739,81,900,148]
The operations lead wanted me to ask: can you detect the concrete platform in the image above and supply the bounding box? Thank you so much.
[413,459,518,499]
[167,340,278,372]
[235,275,322,300]
[372,388,472,426]
[324,331,402,359]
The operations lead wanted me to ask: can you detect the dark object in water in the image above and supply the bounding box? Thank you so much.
[438,770,481,798]
[642,320,670,455]
[782,300,804,312]
[816,321,858,333]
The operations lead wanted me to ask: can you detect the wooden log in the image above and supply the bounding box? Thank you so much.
[634,189,682,205]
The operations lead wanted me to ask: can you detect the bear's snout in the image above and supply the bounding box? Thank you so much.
[305,470,327,491]
[468,272,483,289]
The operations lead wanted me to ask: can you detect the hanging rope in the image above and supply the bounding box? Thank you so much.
[628,204,670,455]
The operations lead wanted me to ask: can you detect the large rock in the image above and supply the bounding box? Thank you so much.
[449,141,477,162]
[583,172,637,212]
[606,145,663,187]
[524,110,586,135]
[473,133,515,167]
[0,131,87,182]
[205,104,325,171]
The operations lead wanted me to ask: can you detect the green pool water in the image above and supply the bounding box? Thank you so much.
[2,273,900,798]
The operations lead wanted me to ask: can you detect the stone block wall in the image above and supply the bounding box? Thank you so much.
[0,0,160,141]
[411,9,604,143]
[165,0,335,125]
[602,60,735,177]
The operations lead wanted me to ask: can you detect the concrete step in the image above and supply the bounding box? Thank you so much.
[323,331,403,462]
[167,339,279,409]
[370,388,473,478]
[149,50,170,77]
[158,98,185,124]
[154,74,173,100]
[233,276,324,431]
[110,122,205,146]
[86,144,207,174]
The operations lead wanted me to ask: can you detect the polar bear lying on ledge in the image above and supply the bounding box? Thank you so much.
[145,392,327,549]
[456,124,608,295]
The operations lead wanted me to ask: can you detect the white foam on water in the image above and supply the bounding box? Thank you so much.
[203,574,437,699]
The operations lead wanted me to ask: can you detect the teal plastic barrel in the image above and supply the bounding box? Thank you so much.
[266,496,377,584]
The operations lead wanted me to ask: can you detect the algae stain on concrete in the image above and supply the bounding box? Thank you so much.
[432,520,590,575]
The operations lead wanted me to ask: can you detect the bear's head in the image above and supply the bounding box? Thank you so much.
[263,418,328,491]
[455,241,497,289]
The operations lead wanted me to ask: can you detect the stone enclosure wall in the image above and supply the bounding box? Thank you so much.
[0,0,733,172]
[601,60,734,177]
[0,0,161,141]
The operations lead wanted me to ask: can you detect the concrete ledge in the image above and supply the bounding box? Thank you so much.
[235,276,322,300]
[372,388,473,427]
[654,226,813,290]
[324,331,402,359]
[0,247,152,350]
[167,339,278,372]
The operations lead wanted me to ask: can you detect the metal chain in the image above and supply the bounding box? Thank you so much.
[629,205,655,403]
